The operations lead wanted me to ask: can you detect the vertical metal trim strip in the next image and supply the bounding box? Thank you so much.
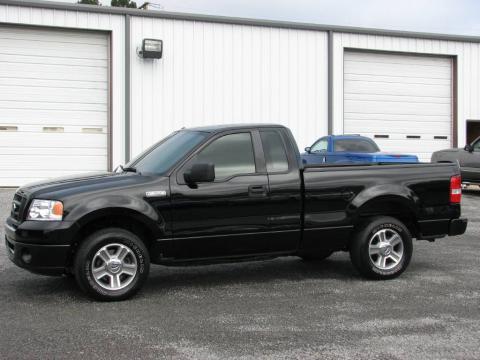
[125,14,131,162]
[328,30,333,135]
[452,56,458,148]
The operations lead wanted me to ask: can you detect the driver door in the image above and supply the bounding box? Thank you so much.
[169,131,271,259]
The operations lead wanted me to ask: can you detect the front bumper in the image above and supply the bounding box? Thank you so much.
[4,220,72,276]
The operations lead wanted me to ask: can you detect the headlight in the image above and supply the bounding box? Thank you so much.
[27,199,63,221]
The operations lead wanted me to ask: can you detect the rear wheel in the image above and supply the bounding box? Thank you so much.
[74,228,150,301]
[350,216,412,279]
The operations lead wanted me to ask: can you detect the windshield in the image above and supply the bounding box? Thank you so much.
[334,138,380,153]
[126,130,209,175]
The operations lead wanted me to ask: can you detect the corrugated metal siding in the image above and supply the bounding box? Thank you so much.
[0,4,126,169]
[129,17,328,157]
[332,32,480,149]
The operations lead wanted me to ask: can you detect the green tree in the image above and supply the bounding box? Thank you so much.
[78,0,100,5]
[111,0,137,8]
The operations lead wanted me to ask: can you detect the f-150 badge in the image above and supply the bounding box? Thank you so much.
[145,190,167,198]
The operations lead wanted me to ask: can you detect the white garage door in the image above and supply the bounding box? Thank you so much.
[0,26,109,186]
[344,51,452,162]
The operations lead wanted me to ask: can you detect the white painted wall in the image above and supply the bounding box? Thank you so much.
[0,3,126,169]
[129,17,329,158]
[332,32,480,150]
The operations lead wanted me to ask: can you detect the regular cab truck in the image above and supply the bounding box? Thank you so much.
[5,124,468,301]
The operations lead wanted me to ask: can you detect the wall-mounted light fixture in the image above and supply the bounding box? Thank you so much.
[137,39,163,59]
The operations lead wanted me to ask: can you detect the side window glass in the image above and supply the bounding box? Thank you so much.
[473,139,480,152]
[260,130,289,173]
[189,133,256,180]
[310,138,328,153]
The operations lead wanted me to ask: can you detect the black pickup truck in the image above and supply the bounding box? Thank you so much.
[5,124,467,300]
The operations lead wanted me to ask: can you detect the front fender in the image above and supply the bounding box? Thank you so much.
[65,195,165,241]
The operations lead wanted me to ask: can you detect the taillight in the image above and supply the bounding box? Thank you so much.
[450,175,462,204]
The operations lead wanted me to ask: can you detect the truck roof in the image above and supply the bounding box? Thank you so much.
[329,134,364,140]
[186,123,286,133]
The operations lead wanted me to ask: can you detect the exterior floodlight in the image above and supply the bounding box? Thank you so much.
[138,39,163,59]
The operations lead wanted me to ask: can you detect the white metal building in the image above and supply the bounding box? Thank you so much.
[1,0,480,186]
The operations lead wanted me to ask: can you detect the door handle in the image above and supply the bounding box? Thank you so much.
[248,185,267,197]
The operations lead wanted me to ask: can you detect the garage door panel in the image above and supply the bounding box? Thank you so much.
[0,53,108,67]
[345,93,450,105]
[0,125,107,133]
[345,100,451,116]
[345,81,450,98]
[344,112,451,123]
[0,26,109,186]
[1,28,108,45]
[0,100,107,112]
[0,86,107,105]
[0,132,107,148]
[344,51,452,161]
[0,62,107,81]
[0,77,107,90]
[345,61,451,79]
[0,154,107,171]
[0,146,107,156]
[345,52,452,67]
[0,38,107,59]
[344,119,451,135]
[344,73,451,86]
[0,108,106,125]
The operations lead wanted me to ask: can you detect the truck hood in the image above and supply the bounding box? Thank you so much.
[19,172,158,199]
[433,148,463,154]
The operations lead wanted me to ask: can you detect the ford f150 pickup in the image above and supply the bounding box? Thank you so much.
[5,124,468,301]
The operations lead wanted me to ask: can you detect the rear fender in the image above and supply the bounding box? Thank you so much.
[349,184,420,221]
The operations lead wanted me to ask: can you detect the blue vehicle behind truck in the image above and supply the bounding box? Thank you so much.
[302,135,419,165]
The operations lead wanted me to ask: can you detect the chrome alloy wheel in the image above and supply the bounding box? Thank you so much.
[368,229,404,271]
[91,243,138,290]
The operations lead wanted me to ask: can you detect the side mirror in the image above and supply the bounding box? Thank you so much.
[464,144,474,153]
[184,163,215,186]
[304,147,311,153]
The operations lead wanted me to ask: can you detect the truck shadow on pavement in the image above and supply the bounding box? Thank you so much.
[9,254,438,300]
[9,256,357,300]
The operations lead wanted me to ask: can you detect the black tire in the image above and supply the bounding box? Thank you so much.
[74,228,150,301]
[300,250,334,262]
[350,216,412,280]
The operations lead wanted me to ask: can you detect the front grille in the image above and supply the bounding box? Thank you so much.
[11,192,27,221]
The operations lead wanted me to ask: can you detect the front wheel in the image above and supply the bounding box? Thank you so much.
[74,228,150,301]
[350,216,412,280]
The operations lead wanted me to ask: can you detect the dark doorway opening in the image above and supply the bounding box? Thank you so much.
[466,120,480,145]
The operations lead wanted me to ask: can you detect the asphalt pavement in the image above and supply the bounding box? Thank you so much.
[0,187,479,360]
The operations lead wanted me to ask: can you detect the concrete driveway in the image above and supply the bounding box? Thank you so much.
[0,188,479,359]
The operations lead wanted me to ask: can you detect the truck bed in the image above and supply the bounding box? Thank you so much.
[300,162,461,252]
